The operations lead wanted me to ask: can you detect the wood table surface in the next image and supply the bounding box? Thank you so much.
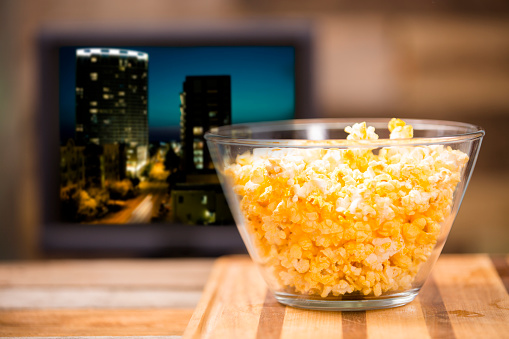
[0,254,508,338]
[0,258,215,338]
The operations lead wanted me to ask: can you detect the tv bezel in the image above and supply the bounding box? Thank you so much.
[37,21,316,256]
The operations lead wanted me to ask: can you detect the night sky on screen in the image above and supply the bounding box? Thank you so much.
[59,46,295,143]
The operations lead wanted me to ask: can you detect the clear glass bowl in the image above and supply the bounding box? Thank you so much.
[205,119,484,311]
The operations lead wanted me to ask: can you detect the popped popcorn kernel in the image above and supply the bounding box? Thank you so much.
[388,118,405,132]
[389,118,413,139]
[226,119,468,298]
[345,122,379,141]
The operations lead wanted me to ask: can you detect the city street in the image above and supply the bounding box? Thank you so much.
[92,182,169,224]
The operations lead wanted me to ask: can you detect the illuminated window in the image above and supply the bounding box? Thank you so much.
[76,88,84,99]
[194,156,203,169]
[103,87,110,92]
[132,74,138,80]
[76,124,83,132]
[91,57,97,63]
[103,119,110,125]
[193,140,203,150]
[90,101,97,106]
[125,127,132,132]
[89,108,98,114]
[201,195,208,205]
[118,59,127,71]
[209,111,217,118]
[90,138,100,145]
[118,91,125,96]
[193,127,203,136]
[90,73,98,81]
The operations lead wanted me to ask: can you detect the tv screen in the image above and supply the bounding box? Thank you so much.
[38,23,314,255]
[59,46,295,226]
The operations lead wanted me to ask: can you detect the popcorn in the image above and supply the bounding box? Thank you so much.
[389,118,413,139]
[225,119,468,297]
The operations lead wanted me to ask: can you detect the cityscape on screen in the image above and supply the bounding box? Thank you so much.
[59,46,295,225]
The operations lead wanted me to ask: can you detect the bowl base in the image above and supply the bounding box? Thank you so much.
[273,290,419,311]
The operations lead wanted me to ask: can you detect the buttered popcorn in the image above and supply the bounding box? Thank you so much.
[225,119,468,297]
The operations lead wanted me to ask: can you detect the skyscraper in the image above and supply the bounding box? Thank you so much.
[75,48,149,176]
[180,75,231,173]
[173,76,232,225]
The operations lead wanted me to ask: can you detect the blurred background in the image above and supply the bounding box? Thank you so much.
[0,0,508,259]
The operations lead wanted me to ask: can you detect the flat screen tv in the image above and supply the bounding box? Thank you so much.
[37,22,315,256]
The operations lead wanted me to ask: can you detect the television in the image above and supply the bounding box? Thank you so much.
[37,22,315,256]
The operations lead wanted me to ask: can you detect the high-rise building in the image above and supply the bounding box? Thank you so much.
[180,76,231,174]
[82,143,126,188]
[75,48,149,176]
[60,139,86,188]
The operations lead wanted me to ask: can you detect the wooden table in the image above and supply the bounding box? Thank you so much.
[0,258,214,337]
[0,254,508,338]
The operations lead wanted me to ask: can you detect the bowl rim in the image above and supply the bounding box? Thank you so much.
[204,118,485,148]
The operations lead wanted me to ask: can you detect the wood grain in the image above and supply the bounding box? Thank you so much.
[280,308,342,339]
[0,286,202,309]
[256,291,286,339]
[432,255,509,339]
[419,275,456,339]
[0,255,507,338]
[491,255,509,294]
[342,311,366,339]
[0,309,193,337]
[183,256,267,339]
[0,258,214,337]
[184,254,509,339]
[0,259,213,288]
[366,297,429,339]
[0,259,212,310]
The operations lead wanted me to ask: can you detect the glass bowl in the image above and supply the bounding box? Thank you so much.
[205,118,484,311]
